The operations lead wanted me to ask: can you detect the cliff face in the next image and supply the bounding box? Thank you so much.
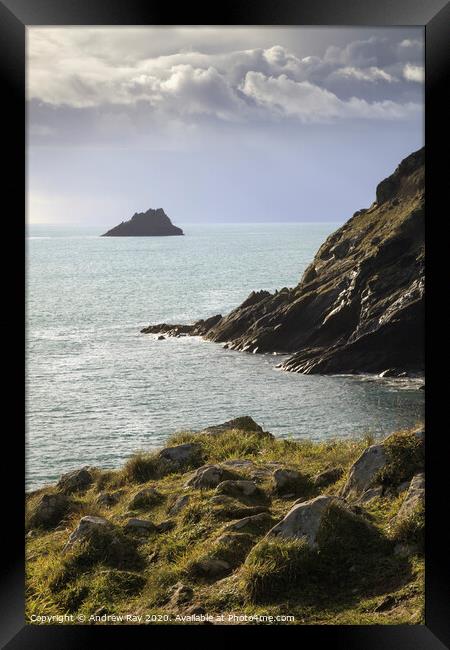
[143,148,424,375]
[102,208,183,236]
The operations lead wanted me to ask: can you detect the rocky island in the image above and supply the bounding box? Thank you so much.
[102,208,184,237]
[26,416,424,625]
[142,148,424,376]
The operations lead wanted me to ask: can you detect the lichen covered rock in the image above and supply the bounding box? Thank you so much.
[184,465,237,489]
[64,515,111,550]
[28,493,70,529]
[159,443,203,469]
[57,467,93,495]
[340,444,387,500]
[128,487,162,509]
[215,480,261,499]
[267,496,342,546]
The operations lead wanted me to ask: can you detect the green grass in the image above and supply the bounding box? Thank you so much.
[241,539,317,602]
[121,452,166,484]
[375,430,424,488]
[389,504,425,553]
[26,423,424,625]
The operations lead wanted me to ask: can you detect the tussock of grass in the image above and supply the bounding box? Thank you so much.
[121,452,165,484]
[241,503,410,607]
[316,503,390,558]
[376,430,424,488]
[92,569,147,599]
[168,429,270,463]
[94,470,123,491]
[129,487,163,510]
[389,504,425,553]
[211,533,256,567]
[241,539,316,602]
[49,527,143,594]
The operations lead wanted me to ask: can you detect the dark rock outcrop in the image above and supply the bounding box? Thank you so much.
[28,493,70,529]
[102,208,183,236]
[141,313,221,337]
[57,467,93,494]
[141,148,424,375]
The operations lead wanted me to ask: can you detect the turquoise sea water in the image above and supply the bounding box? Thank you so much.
[26,223,424,490]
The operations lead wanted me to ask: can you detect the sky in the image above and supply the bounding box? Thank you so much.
[27,27,424,225]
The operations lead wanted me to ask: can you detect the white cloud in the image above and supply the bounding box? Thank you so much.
[240,72,419,122]
[27,29,423,129]
[333,66,397,83]
[403,63,424,82]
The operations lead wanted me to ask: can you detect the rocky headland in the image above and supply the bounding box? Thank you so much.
[102,208,183,237]
[26,417,424,625]
[142,148,424,376]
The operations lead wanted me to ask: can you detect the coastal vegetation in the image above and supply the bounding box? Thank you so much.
[26,417,424,625]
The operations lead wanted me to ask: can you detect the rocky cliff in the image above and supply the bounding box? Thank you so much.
[142,148,424,375]
[102,208,183,236]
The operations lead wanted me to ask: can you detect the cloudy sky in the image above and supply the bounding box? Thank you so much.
[27,27,424,225]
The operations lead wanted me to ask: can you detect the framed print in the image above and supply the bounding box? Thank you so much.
[0,0,448,647]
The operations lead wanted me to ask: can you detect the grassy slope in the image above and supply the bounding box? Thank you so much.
[26,425,424,625]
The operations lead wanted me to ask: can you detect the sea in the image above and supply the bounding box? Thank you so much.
[26,223,424,490]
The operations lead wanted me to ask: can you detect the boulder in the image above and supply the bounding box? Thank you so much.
[397,481,411,495]
[124,518,157,534]
[191,558,231,578]
[215,480,260,499]
[168,582,193,606]
[213,532,256,567]
[57,467,93,494]
[272,468,303,494]
[64,515,110,549]
[267,495,343,546]
[339,444,387,500]
[209,495,234,505]
[167,494,190,516]
[224,512,273,535]
[312,467,343,488]
[199,416,265,436]
[155,519,176,533]
[159,443,202,468]
[212,503,270,520]
[395,473,425,522]
[357,486,384,504]
[128,487,162,509]
[184,465,236,489]
[221,459,257,470]
[29,493,70,529]
[215,532,250,547]
[222,459,276,483]
[96,491,123,508]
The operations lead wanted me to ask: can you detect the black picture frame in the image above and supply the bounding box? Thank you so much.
[1,0,447,646]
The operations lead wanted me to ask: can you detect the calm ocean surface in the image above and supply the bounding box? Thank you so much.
[26,223,424,490]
